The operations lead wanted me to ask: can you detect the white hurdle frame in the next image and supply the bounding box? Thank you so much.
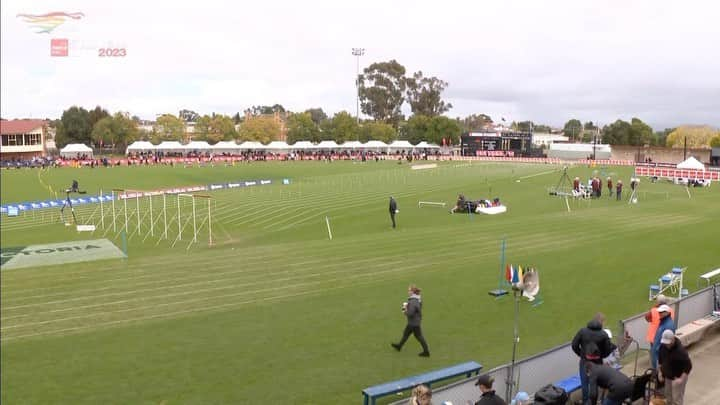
[418,201,446,208]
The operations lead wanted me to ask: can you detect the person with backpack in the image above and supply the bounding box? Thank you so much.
[571,313,617,405]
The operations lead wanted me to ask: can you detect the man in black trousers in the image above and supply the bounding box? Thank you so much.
[391,285,430,357]
[389,196,398,228]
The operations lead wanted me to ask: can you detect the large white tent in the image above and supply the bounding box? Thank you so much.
[290,141,314,150]
[362,140,388,150]
[155,141,184,153]
[388,140,414,151]
[126,141,155,154]
[238,141,263,150]
[676,156,705,171]
[414,141,440,149]
[263,141,290,151]
[212,141,241,153]
[316,140,339,149]
[340,140,363,149]
[183,141,212,151]
[59,143,93,158]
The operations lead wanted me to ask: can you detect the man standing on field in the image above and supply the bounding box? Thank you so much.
[389,196,398,228]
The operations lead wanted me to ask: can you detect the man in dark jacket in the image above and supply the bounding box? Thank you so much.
[571,313,617,404]
[658,330,692,405]
[584,362,633,405]
[473,374,507,405]
[389,196,398,228]
[391,285,430,357]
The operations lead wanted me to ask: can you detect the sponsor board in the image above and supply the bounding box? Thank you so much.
[1,239,125,270]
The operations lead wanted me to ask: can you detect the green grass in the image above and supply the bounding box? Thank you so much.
[1,161,718,404]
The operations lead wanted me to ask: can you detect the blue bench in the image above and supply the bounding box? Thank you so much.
[362,361,482,405]
[554,373,582,395]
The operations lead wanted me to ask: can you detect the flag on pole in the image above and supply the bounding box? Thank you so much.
[505,264,512,282]
[517,265,524,283]
[511,265,519,283]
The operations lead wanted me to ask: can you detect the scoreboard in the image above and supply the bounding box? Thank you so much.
[460,131,532,157]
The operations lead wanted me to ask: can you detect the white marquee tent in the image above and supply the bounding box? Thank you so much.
[238,141,263,150]
[60,143,93,158]
[340,140,363,149]
[183,141,212,151]
[126,141,155,154]
[155,141,184,153]
[289,141,314,150]
[676,156,705,171]
[414,141,440,149]
[263,141,290,151]
[363,140,388,150]
[316,140,339,149]
[388,140,414,151]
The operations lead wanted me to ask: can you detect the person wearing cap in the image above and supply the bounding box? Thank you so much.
[658,330,692,405]
[584,362,633,405]
[389,196,398,228]
[645,295,675,346]
[571,312,617,404]
[391,285,430,357]
[651,304,676,369]
[473,375,506,405]
[510,391,530,405]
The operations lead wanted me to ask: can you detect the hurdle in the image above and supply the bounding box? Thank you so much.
[418,201,446,208]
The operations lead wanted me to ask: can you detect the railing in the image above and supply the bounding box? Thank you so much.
[390,283,718,405]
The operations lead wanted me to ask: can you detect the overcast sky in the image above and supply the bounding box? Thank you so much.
[2,0,719,130]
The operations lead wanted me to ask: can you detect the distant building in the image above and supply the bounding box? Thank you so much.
[0,119,48,160]
[532,133,569,147]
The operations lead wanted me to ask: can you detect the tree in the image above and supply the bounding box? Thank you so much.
[427,116,462,146]
[305,108,328,125]
[232,112,242,124]
[653,128,674,146]
[405,71,452,116]
[154,114,185,141]
[88,106,110,129]
[55,106,91,148]
[533,124,552,133]
[710,135,720,147]
[602,120,631,145]
[238,116,280,144]
[515,121,534,132]
[563,119,583,141]
[90,113,139,151]
[629,118,653,146]
[207,115,237,143]
[178,109,200,122]
[404,115,432,145]
[325,111,359,143]
[359,122,396,143]
[459,114,493,132]
[245,105,286,116]
[286,112,319,144]
[358,60,407,126]
[194,115,212,141]
[666,126,720,148]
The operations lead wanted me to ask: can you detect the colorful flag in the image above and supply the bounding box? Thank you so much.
[517,265,524,283]
[505,264,512,282]
[511,265,519,284]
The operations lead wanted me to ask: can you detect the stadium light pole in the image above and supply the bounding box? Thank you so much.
[352,48,365,127]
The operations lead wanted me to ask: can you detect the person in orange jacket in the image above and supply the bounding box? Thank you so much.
[645,294,675,344]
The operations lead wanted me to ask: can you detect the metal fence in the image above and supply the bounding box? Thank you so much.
[388,283,718,405]
[619,285,716,355]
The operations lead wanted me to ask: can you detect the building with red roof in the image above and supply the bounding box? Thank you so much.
[0,119,49,160]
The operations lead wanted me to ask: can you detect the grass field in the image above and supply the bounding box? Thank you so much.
[1,161,718,404]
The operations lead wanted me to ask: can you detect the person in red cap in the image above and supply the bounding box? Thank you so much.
[473,374,506,405]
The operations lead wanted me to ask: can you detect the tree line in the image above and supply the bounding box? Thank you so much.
[51,59,720,150]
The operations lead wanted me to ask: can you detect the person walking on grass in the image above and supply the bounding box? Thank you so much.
[391,285,430,357]
[389,196,398,228]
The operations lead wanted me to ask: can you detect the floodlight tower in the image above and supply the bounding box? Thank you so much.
[352,47,365,126]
